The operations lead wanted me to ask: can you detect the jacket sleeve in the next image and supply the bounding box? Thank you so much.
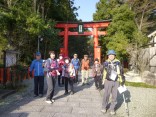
[102,62,107,80]
[45,59,52,72]
[30,60,35,72]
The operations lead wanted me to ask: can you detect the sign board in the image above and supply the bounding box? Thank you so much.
[78,24,84,34]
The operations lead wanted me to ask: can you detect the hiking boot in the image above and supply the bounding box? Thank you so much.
[110,111,116,115]
[101,109,106,113]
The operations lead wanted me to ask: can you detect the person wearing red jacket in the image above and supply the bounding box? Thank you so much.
[57,54,65,87]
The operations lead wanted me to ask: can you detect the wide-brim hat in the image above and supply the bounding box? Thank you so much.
[64,56,70,60]
[107,50,116,55]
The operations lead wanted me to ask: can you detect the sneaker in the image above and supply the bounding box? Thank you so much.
[110,111,116,115]
[70,92,74,95]
[51,99,55,103]
[45,100,52,104]
[64,92,68,95]
[39,94,43,97]
[101,109,106,113]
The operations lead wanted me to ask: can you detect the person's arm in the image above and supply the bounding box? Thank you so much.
[30,60,35,72]
[29,60,35,77]
[102,62,107,84]
[45,59,53,72]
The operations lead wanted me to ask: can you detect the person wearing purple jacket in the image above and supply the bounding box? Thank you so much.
[45,51,59,104]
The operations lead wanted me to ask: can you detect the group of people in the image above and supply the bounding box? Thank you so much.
[29,51,90,102]
[29,50,125,115]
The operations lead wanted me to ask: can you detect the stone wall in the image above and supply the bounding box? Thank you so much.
[139,47,156,86]
[139,47,156,73]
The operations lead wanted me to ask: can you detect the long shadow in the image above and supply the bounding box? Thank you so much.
[115,90,131,115]
[53,77,95,101]
[74,77,95,94]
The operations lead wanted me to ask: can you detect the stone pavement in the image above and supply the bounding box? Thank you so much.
[1,71,156,117]
[0,78,107,117]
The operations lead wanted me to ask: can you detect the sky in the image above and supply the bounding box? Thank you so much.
[74,0,100,21]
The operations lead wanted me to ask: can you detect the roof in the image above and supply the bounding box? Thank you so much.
[148,31,156,38]
[56,20,112,24]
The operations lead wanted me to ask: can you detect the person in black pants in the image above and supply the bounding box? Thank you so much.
[92,58,103,90]
[30,52,44,97]
[62,57,76,95]
[45,51,59,104]
[57,54,65,87]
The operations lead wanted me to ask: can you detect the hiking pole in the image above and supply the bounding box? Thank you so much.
[122,93,129,116]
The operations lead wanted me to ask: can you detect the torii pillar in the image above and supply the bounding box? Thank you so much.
[93,27,101,62]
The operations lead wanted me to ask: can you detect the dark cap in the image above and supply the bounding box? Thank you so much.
[94,58,99,62]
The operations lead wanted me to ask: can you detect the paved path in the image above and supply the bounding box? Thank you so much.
[1,72,156,117]
[1,79,106,117]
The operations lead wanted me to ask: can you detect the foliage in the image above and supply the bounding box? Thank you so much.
[93,0,154,67]
[0,0,79,64]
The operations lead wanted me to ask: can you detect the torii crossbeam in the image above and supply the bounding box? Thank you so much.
[55,20,110,62]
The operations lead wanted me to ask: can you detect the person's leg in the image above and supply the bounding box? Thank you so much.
[81,70,85,84]
[110,81,120,112]
[102,80,113,110]
[62,73,65,85]
[58,73,61,86]
[75,70,78,83]
[39,76,44,95]
[69,78,74,93]
[99,76,103,90]
[85,70,89,84]
[94,76,98,89]
[50,77,56,100]
[46,76,53,100]
[34,76,39,96]
[64,77,68,93]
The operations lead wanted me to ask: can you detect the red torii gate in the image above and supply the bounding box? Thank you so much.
[55,20,110,62]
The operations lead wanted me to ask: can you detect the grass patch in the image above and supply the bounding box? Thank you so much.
[125,81,156,88]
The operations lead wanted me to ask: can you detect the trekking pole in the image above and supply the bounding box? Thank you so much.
[122,93,129,116]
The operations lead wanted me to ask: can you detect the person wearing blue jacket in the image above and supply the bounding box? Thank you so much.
[30,52,44,97]
[71,54,80,83]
